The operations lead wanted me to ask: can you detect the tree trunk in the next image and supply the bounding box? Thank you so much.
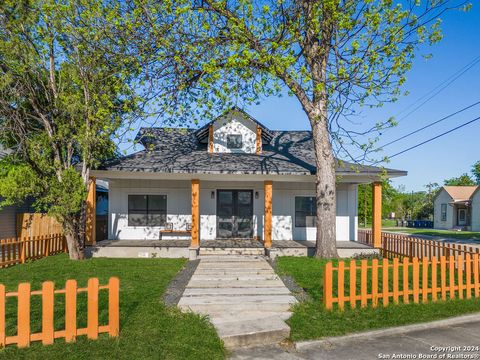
[63,218,85,260]
[310,108,338,258]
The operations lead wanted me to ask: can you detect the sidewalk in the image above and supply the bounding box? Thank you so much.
[230,314,480,359]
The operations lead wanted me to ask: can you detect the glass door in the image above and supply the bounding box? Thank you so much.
[216,190,253,238]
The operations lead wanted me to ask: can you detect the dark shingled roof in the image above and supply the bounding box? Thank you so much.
[100,128,406,177]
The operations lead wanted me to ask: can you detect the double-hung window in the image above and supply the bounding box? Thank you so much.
[441,203,447,221]
[128,195,167,226]
[295,196,316,227]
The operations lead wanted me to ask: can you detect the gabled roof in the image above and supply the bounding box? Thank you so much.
[442,186,479,201]
[101,128,407,177]
[194,106,274,143]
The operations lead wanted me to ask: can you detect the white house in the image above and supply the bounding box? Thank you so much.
[90,108,406,257]
[433,186,480,231]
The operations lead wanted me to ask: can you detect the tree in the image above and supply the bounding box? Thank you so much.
[0,0,139,259]
[472,161,480,184]
[444,174,476,186]
[135,0,462,257]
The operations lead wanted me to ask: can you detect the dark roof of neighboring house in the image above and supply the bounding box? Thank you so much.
[100,127,407,177]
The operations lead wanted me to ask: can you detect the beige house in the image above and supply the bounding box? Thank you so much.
[433,186,480,231]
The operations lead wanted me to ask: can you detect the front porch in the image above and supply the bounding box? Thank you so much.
[87,238,378,259]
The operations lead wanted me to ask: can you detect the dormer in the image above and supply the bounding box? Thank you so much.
[195,107,273,154]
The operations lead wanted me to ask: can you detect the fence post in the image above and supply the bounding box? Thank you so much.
[403,257,410,304]
[0,285,5,348]
[65,280,77,343]
[20,238,26,264]
[17,283,31,348]
[323,262,333,310]
[109,277,120,337]
[87,278,99,340]
[409,240,413,261]
[431,257,438,302]
[42,281,55,345]
[474,254,479,298]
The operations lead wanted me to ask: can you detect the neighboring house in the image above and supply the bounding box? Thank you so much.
[92,108,406,246]
[433,186,480,231]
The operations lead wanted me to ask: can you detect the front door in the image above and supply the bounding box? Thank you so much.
[458,208,467,226]
[217,190,254,238]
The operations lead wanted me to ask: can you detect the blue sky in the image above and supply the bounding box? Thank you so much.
[123,5,480,192]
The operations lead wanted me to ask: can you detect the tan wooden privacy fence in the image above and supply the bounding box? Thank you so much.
[1,234,66,268]
[0,277,120,348]
[16,213,63,239]
[323,255,480,310]
[358,229,480,261]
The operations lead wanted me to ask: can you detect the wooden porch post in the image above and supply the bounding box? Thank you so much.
[372,181,382,248]
[264,180,273,248]
[85,177,96,245]
[191,179,200,248]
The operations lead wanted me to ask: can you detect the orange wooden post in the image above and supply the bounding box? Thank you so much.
[382,258,389,306]
[349,260,357,309]
[474,254,479,298]
[457,255,464,299]
[371,259,379,307]
[393,258,399,304]
[431,257,438,301]
[338,261,345,310]
[42,281,55,345]
[255,126,262,154]
[440,256,447,300]
[412,258,419,303]
[372,182,382,248]
[323,262,333,309]
[403,258,410,303]
[465,254,472,299]
[264,180,273,248]
[422,257,429,303]
[17,283,31,348]
[360,260,367,307]
[108,277,120,337]
[449,255,455,299]
[87,278,99,340]
[0,285,5,348]
[85,177,97,246]
[65,280,77,342]
[191,179,200,248]
[20,237,26,264]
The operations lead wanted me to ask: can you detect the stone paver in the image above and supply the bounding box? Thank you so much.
[178,255,297,349]
[229,317,480,360]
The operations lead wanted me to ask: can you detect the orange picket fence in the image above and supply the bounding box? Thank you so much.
[358,229,480,261]
[323,255,480,310]
[0,234,66,269]
[0,277,120,348]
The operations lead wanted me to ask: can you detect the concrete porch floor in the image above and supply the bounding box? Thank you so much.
[88,239,378,259]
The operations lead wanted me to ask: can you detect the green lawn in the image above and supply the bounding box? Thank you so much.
[276,256,480,341]
[359,219,397,229]
[0,255,225,360]
[383,228,480,241]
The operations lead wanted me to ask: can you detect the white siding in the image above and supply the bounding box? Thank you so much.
[212,112,257,154]
[471,190,480,231]
[108,179,359,241]
[433,190,454,230]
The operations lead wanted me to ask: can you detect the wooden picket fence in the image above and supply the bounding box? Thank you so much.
[1,234,67,269]
[0,277,120,348]
[16,213,63,239]
[358,229,480,261]
[323,255,480,310]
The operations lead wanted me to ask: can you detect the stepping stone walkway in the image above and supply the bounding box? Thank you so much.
[178,255,297,349]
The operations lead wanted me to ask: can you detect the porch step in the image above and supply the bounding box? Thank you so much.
[199,248,264,256]
[182,287,291,296]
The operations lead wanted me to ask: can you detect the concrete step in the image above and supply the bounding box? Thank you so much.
[209,311,293,325]
[186,279,287,288]
[194,268,275,275]
[199,255,265,261]
[199,248,265,256]
[182,287,291,296]
[178,294,297,306]
[179,302,293,313]
[196,263,272,270]
[214,316,291,349]
[190,274,280,281]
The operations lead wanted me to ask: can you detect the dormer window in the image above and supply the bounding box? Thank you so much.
[227,134,243,149]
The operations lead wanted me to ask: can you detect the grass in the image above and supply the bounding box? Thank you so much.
[382,228,480,241]
[359,219,397,229]
[276,256,480,341]
[0,254,225,360]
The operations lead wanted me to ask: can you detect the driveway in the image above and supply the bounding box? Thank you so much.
[230,316,480,360]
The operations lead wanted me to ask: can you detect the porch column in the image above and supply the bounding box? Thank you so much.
[264,180,273,248]
[85,177,96,245]
[191,179,200,248]
[372,181,382,248]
